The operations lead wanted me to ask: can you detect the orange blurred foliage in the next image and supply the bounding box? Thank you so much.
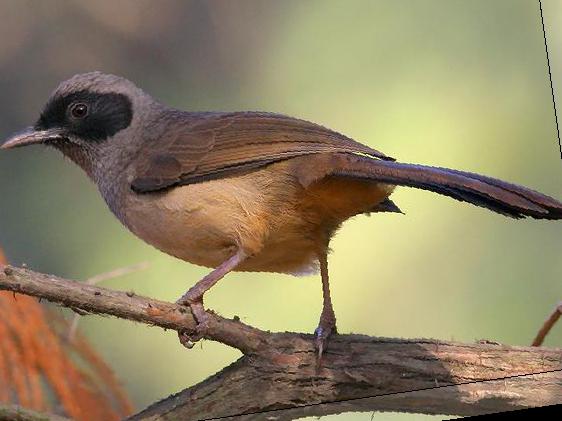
[0,248,133,420]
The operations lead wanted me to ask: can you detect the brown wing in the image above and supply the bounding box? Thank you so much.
[131,111,393,192]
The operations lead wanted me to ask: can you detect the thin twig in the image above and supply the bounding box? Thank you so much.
[67,262,149,341]
[532,301,562,346]
[84,262,149,285]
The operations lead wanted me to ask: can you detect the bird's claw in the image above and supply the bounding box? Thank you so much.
[178,319,209,348]
[314,326,328,360]
[178,330,197,349]
[314,319,336,364]
[176,297,209,349]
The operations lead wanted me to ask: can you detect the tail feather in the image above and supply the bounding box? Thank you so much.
[334,155,562,220]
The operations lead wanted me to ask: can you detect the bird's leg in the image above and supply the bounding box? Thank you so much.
[176,250,246,348]
[314,251,337,360]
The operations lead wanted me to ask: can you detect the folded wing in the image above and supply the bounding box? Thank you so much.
[131,111,392,192]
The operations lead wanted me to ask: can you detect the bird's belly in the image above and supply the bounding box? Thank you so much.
[120,169,319,272]
[119,160,394,274]
[123,185,244,268]
[123,205,318,274]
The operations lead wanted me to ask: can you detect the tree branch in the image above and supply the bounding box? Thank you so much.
[1,263,561,420]
[0,404,71,421]
[0,264,269,356]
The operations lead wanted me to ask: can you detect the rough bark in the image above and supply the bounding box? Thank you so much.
[0,404,71,421]
[130,337,562,420]
[1,264,561,420]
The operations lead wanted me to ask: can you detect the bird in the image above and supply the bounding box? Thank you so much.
[3,72,562,358]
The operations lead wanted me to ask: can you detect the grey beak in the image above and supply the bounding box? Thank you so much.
[1,127,65,150]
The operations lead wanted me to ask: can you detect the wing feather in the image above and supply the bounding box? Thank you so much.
[131,111,393,192]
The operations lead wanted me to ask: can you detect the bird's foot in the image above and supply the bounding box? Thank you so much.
[176,296,210,349]
[314,308,337,363]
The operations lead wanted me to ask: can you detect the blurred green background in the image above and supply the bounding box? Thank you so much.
[0,1,561,420]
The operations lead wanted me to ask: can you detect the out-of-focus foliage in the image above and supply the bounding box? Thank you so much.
[0,1,560,419]
[0,248,133,420]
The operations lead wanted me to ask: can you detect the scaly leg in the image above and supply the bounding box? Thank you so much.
[177,250,246,348]
[314,251,337,360]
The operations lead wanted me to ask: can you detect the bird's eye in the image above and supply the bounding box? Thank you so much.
[69,103,89,119]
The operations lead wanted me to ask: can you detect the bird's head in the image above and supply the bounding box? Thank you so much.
[1,72,152,176]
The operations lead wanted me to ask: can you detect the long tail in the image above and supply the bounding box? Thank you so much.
[332,154,562,220]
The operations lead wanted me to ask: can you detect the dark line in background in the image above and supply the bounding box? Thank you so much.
[539,0,562,159]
